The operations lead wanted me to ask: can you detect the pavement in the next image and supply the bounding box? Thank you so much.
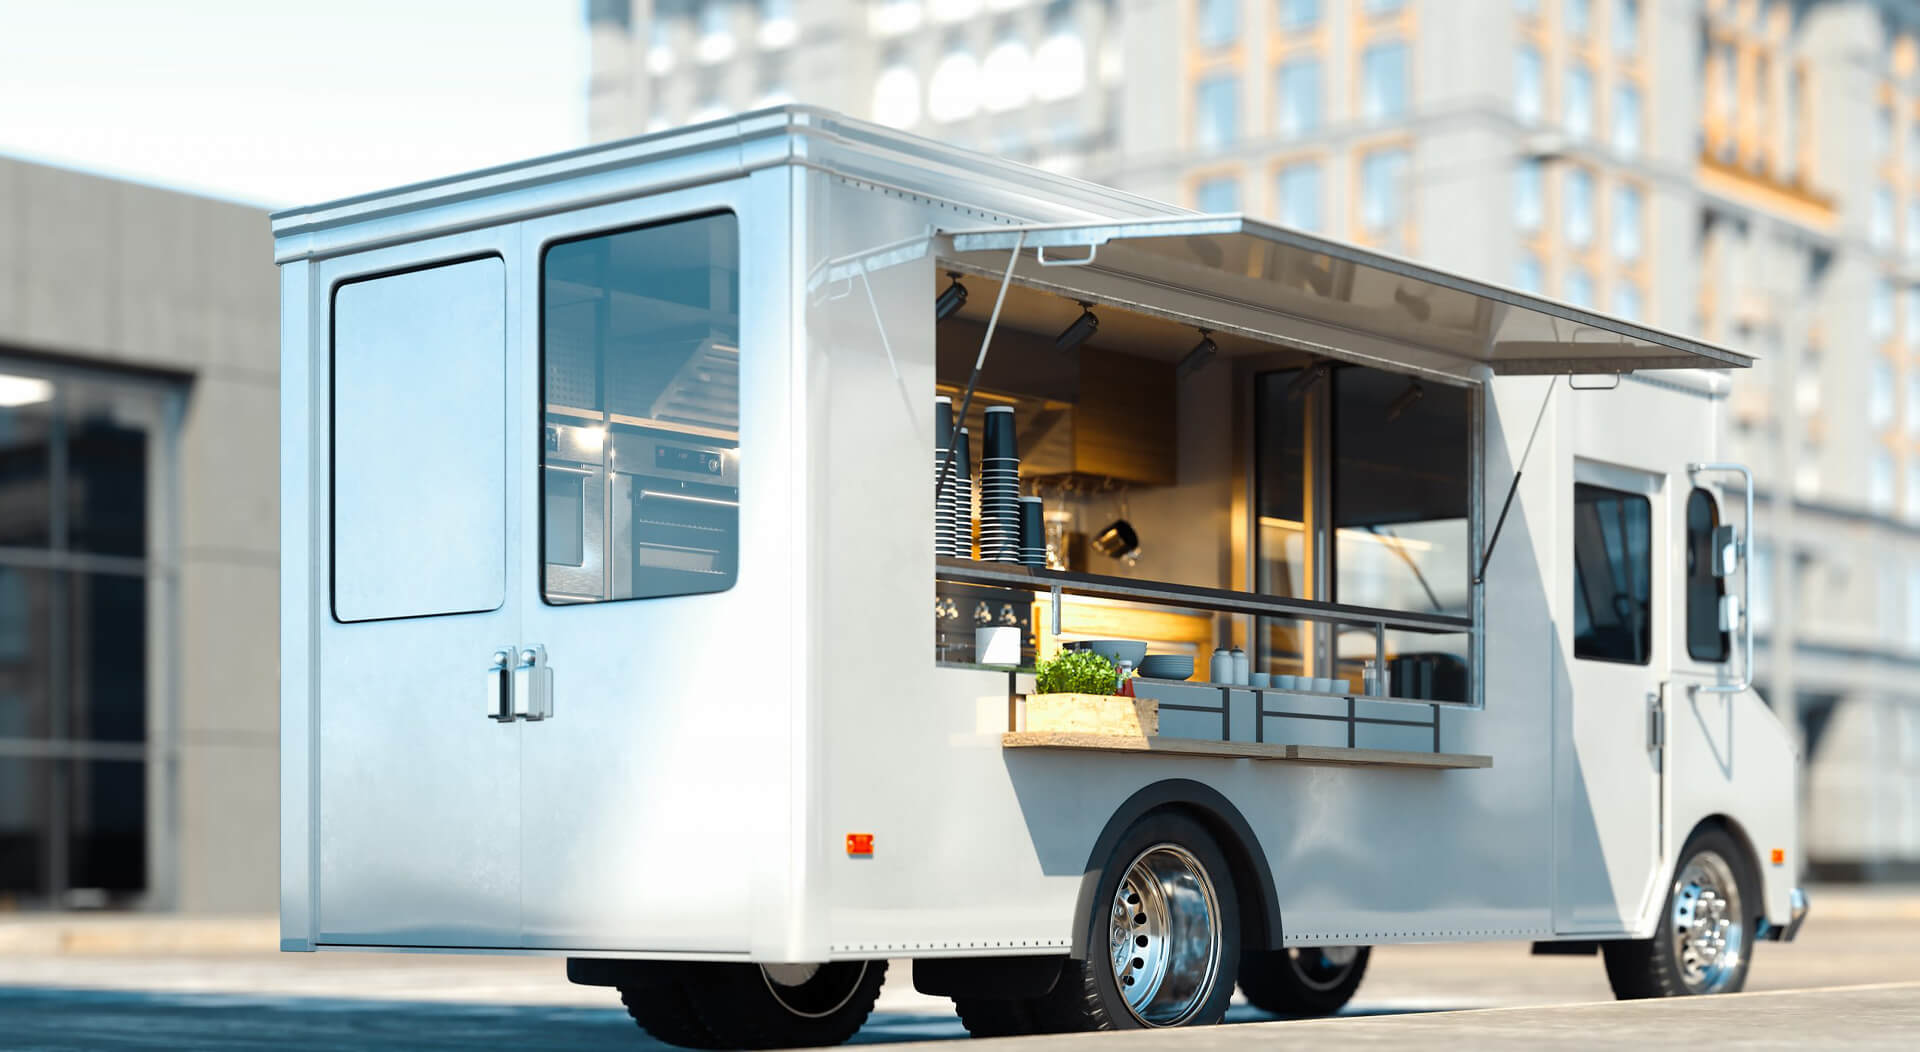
[1,885,1916,1049]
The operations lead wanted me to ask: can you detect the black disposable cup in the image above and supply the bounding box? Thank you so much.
[1020,498,1044,553]
[982,405,1017,460]
[935,395,954,449]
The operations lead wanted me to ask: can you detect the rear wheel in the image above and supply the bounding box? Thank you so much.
[1603,826,1757,999]
[621,960,886,1049]
[1025,811,1242,1032]
[1238,945,1370,1017]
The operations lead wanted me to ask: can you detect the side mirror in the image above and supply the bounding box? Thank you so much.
[1712,524,1739,579]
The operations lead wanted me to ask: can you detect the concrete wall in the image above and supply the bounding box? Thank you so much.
[0,155,277,912]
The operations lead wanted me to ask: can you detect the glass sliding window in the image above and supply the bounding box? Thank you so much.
[1567,0,1591,37]
[1194,74,1239,149]
[1612,184,1643,262]
[541,211,742,604]
[1565,64,1594,140]
[1572,483,1652,665]
[1614,0,1639,55]
[1612,83,1641,157]
[1514,159,1544,233]
[1195,175,1240,213]
[1364,0,1404,13]
[1514,46,1543,124]
[1277,0,1319,30]
[1276,161,1322,230]
[1197,0,1238,49]
[1873,186,1895,251]
[1565,167,1595,247]
[1359,148,1409,234]
[1274,56,1321,139]
[1874,279,1896,343]
[1871,356,1896,428]
[1871,449,1896,513]
[1253,371,1310,601]
[1684,488,1729,662]
[1360,40,1408,121]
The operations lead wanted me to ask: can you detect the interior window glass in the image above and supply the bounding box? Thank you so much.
[1686,487,1729,662]
[541,211,740,604]
[1573,482,1652,664]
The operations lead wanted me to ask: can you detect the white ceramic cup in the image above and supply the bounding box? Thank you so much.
[1313,677,1339,694]
[1249,672,1271,688]
[976,626,1021,666]
[1275,675,1300,690]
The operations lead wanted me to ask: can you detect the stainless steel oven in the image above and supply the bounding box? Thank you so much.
[544,422,739,603]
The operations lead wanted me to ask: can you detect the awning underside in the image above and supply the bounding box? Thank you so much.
[939,216,1751,380]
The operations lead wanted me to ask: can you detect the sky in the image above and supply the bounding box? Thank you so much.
[0,0,588,209]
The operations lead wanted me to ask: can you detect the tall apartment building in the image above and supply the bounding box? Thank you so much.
[590,0,1920,876]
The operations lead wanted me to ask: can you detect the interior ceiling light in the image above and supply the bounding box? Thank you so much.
[935,271,969,321]
[1286,361,1329,402]
[1387,381,1425,422]
[1054,302,1099,353]
[0,374,54,408]
[1177,330,1217,378]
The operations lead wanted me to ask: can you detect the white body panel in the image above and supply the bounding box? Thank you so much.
[276,108,1799,961]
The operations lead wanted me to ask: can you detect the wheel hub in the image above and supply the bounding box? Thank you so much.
[1670,850,1745,994]
[1107,843,1220,1027]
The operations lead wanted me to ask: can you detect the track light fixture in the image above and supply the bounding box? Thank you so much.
[1286,361,1330,402]
[1054,302,1099,353]
[935,272,969,321]
[1177,330,1217,378]
[1387,381,1425,422]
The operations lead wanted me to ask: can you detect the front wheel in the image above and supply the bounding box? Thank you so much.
[1238,945,1370,1017]
[1603,826,1757,999]
[621,960,887,1048]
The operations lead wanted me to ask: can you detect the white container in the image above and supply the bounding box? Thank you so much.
[1230,648,1249,686]
[1209,648,1235,684]
[976,626,1021,666]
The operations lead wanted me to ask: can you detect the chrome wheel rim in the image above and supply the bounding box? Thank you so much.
[1108,843,1221,1026]
[1286,946,1361,993]
[1670,851,1745,994]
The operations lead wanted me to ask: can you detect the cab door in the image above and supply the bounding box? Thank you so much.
[315,245,525,947]
[1554,465,1666,933]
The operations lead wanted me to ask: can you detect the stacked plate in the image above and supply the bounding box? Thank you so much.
[934,396,958,558]
[978,406,1022,563]
[1019,496,1045,567]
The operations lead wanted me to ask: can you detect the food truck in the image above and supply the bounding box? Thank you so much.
[274,107,1807,1046]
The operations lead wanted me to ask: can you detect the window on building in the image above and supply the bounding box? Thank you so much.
[1573,483,1652,665]
[929,38,981,122]
[1871,449,1897,513]
[1615,0,1640,55]
[1565,167,1595,247]
[1033,4,1087,101]
[1795,350,1821,416]
[1565,64,1594,140]
[871,55,921,127]
[1794,441,1820,498]
[757,0,797,48]
[1195,176,1240,213]
[1275,57,1322,138]
[1364,0,1405,13]
[697,2,736,63]
[1194,74,1239,149]
[542,212,741,603]
[1567,0,1592,38]
[1613,282,1643,320]
[0,361,177,907]
[981,32,1033,112]
[1515,0,1539,16]
[871,0,923,35]
[1515,46,1544,124]
[1613,184,1643,262]
[1360,148,1409,234]
[1684,488,1730,662]
[1566,267,1595,307]
[1875,279,1896,343]
[1514,252,1544,292]
[1872,356,1898,429]
[1612,83,1642,157]
[1197,0,1238,49]
[1874,186,1896,251]
[1276,161,1322,230]
[647,15,677,74]
[1514,159,1544,233]
[1277,0,1320,30]
[1361,40,1409,121]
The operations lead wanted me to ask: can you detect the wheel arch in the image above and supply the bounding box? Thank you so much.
[1069,779,1283,958]
[1683,812,1764,915]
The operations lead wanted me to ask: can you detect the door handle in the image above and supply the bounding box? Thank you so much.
[486,647,515,722]
[513,645,553,721]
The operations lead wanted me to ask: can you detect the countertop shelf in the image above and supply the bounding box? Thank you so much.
[1001,732,1492,770]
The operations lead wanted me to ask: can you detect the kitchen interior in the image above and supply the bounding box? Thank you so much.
[932,268,1474,708]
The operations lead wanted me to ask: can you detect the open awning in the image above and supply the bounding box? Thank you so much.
[938,216,1751,381]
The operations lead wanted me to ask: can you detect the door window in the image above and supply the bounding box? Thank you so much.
[540,211,740,604]
[1685,488,1730,662]
[1572,483,1652,664]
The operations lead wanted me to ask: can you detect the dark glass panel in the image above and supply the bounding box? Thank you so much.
[1686,488,1730,662]
[69,573,146,743]
[67,759,146,895]
[0,757,50,899]
[1572,483,1653,665]
[0,566,56,739]
[65,411,148,558]
[0,396,53,549]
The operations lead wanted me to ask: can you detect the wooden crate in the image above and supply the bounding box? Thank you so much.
[1019,693,1159,736]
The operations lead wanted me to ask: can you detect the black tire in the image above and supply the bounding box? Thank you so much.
[951,996,1052,1038]
[625,960,886,1049]
[1024,810,1241,1032]
[619,976,724,1049]
[1603,825,1758,1000]
[1238,945,1371,1017]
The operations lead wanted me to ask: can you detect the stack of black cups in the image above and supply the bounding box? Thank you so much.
[1018,496,1045,567]
[953,427,973,559]
[934,396,957,558]
[979,406,1022,563]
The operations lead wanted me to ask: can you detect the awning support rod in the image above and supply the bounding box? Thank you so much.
[936,232,1025,502]
[1474,375,1558,586]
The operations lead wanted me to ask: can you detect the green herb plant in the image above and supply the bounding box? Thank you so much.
[1035,649,1120,696]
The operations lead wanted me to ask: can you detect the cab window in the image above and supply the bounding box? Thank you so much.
[1685,487,1730,662]
[1572,482,1652,664]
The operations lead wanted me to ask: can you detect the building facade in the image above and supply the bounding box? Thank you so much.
[0,156,278,911]
[591,0,1920,876]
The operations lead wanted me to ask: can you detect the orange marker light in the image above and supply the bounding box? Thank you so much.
[846,833,874,857]
[1771,848,1785,866]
